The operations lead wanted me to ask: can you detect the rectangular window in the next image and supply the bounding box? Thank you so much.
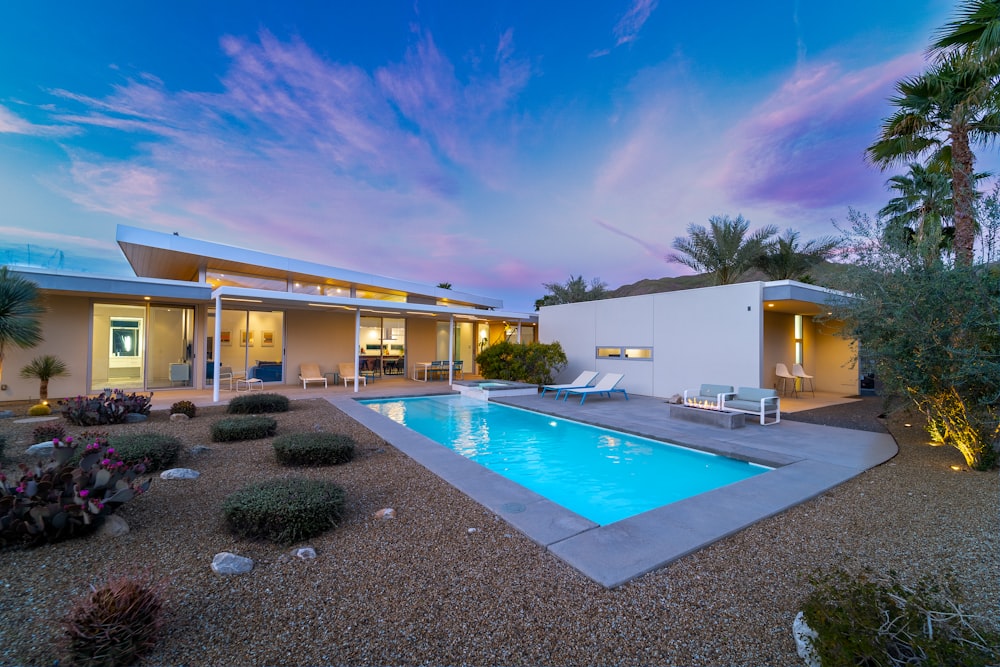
[596,346,652,360]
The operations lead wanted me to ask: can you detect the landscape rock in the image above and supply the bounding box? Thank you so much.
[160,468,201,480]
[211,552,254,575]
[169,412,190,422]
[25,441,54,456]
[793,611,820,667]
[0,410,14,419]
[124,413,148,423]
[97,515,130,538]
[189,445,211,455]
[374,508,396,520]
[293,547,317,560]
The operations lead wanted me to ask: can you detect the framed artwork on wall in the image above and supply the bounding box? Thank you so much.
[261,330,274,347]
[240,330,254,347]
[220,330,232,346]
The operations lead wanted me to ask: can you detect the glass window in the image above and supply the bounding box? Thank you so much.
[624,348,652,360]
[596,347,623,358]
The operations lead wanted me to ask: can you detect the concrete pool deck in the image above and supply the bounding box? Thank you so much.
[334,392,898,588]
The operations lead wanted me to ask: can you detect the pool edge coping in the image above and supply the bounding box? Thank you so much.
[330,394,898,588]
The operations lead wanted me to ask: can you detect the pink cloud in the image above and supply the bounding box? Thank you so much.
[715,52,927,208]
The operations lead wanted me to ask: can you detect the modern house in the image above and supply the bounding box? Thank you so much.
[2,225,537,402]
[538,280,856,399]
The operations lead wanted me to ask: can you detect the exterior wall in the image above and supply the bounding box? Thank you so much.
[284,310,357,381]
[811,318,857,395]
[1,295,92,401]
[405,318,438,378]
[540,282,764,399]
[763,312,795,391]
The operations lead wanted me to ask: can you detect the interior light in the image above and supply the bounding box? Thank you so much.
[767,303,774,308]
[143,296,150,301]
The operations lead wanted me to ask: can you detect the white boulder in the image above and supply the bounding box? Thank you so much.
[160,468,200,480]
[211,552,254,575]
[793,611,821,667]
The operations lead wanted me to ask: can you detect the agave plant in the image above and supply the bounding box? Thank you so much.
[19,354,69,401]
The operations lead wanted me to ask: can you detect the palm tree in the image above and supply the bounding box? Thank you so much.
[536,275,608,309]
[754,229,840,281]
[19,354,69,401]
[667,214,777,285]
[878,162,955,258]
[0,267,45,382]
[932,0,1000,59]
[865,53,1000,266]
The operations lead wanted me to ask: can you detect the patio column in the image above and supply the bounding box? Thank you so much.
[448,314,454,385]
[212,293,222,403]
[353,308,361,393]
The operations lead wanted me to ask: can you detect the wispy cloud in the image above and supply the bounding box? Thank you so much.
[34,28,533,280]
[714,52,927,209]
[614,0,658,46]
[0,104,75,137]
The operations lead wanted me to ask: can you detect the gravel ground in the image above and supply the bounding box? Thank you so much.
[0,397,997,667]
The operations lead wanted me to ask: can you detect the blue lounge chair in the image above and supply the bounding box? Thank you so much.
[562,373,628,405]
[540,370,599,398]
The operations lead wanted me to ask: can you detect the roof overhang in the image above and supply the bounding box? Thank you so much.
[762,280,847,316]
[210,286,537,324]
[11,266,212,302]
[116,224,503,310]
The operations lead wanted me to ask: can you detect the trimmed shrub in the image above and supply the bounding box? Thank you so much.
[107,433,183,471]
[0,434,6,460]
[222,478,346,545]
[32,423,66,443]
[227,393,290,414]
[273,432,356,466]
[801,569,1000,667]
[210,416,277,442]
[28,403,51,416]
[61,573,164,667]
[169,400,197,418]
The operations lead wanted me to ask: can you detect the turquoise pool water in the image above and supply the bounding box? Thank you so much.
[362,395,770,525]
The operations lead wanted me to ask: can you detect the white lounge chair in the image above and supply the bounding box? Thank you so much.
[776,363,797,397]
[540,370,599,398]
[338,362,367,388]
[562,373,628,405]
[298,363,327,389]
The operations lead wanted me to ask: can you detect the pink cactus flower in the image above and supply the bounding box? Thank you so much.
[79,489,89,498]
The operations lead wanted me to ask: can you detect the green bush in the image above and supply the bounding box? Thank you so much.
[222,478,346,545]
[210,416,278,442]
[61,574,163,667]
[273,432,356,466]
[169,400,197,418]
[107,433,183,471]
[476,340,567,385]
[227,393,290,414]
[802,569,1000,667]
[32,423,66,443]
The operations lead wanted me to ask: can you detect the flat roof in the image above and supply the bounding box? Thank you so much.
[116,224,503,310]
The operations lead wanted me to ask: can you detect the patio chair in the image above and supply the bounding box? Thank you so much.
[338,362,367,388]
[540,370,599,398]
[298,363,328,389]
[775,363,797,397]
[562,373,628,405]
[792,363,815,397]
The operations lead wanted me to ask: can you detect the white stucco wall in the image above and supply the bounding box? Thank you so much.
[540,282,764,399]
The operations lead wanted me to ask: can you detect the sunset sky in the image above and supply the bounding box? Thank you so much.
[0,0,984,311]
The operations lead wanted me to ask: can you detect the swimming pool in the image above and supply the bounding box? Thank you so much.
[362,395,770,525]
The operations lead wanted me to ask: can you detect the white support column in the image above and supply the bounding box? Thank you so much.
[212,294,222,403]
[517,321,522,343]
[448,314,454,385]
[354,308,361,392]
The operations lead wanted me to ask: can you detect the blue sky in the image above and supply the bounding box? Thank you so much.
[0,0,977,311]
